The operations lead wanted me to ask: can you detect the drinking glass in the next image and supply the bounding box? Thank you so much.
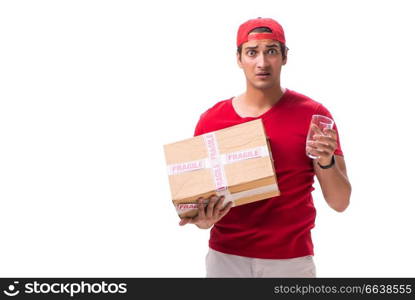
[306,114,334,159]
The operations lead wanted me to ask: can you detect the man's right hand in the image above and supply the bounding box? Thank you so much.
[178,195,233,229]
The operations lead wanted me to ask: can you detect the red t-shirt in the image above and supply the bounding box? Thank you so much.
[193,88,343,259]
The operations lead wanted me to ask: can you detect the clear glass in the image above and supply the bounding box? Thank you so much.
[306,114,334,159]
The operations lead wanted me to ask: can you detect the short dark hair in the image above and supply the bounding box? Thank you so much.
[237,26,287,60]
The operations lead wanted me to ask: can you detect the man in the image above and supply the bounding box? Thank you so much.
[179,17,352,277]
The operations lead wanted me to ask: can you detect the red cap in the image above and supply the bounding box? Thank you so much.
[237,17,286,47]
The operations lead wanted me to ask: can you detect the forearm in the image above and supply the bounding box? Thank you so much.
[314,158,351,212]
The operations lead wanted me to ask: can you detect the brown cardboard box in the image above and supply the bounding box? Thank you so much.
[163,119,280,218]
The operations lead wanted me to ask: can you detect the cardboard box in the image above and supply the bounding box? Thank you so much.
[163,119,280,218]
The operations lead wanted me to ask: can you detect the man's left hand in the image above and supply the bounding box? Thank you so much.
[306,127,338,165]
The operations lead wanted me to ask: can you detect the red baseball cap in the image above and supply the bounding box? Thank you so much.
[237,17,286,47]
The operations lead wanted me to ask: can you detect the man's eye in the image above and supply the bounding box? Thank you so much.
[268,49,278,55]
[247,50,256,56]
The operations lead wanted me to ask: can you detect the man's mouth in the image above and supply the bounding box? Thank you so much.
[256,72,271,78]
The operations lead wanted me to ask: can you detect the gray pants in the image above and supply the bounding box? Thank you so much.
[206,248,316,277]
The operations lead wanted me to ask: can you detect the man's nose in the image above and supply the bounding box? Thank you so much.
[256,52,269,68]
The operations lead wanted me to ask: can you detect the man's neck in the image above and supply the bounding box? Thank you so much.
[242,84,285,109]
[232,85,286,118]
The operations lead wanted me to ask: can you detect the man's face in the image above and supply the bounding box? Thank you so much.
[237,39,287,90]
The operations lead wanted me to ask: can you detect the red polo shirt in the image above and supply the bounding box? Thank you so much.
[193,88,343,259]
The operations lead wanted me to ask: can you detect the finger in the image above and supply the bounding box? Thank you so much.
[306,147,321,159]
[179,218,191,226]
[309,149,332,162]
[218,201,233,219]
[323,128,337,138]
[197,197,206,220]
[213,196,225,220]
[311,140,336,152]
[308,138,337,151]
[206,196,218,219]
[306,142,331,156]
[313,134,337,145]
[306,145,319,155]
[311,123,323,134]
[314,148,333,158]
[313,136,337,146]
[310,141,333,154]
[306,141,319,149]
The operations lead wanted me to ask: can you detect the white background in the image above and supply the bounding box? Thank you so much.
[1,0,414,277]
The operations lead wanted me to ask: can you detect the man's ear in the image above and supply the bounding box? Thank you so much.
[282,48,288,65]
[282,56,287,65]
[236,52,243,68]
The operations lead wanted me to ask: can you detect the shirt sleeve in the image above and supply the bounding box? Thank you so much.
[193,114,205,137]
[315,104,344,157]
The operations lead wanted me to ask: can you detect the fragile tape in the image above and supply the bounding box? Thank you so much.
[203,132,228,192]
[167,136,270,176]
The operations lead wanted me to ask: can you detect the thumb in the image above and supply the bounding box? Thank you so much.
[179,218,192,226]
